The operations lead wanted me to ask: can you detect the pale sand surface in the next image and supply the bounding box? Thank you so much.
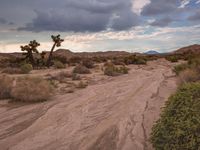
[0,59,177,150]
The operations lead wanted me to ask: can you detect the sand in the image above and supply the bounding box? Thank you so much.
[0,59,177,150]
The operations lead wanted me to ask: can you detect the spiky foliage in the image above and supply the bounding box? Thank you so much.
[37,51,46,67]
[21,40,40,66]
[47,34,64,67]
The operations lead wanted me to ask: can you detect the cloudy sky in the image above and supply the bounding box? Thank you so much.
[0,0,200,53]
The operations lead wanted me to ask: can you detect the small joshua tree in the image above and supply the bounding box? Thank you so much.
[21,40,40,66]
[46,34,64,67]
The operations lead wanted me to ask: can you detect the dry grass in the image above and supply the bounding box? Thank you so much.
[2,67,22,74]
[178,68,200,85]
[0,75,13,99]
[11,77,53,102]
[51,71,72,82]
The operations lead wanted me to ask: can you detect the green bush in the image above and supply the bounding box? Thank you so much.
[54,60,65,69]
[124,55,147,65]
[72,73,81,80]
[173,63,189,75]
[73,65,91,74]
[82,59,94,68]
[104,64,128,76]
[150,82,200,150]
[134,57,147,64]
[188,57,200,68]
[20,64,33,74]
[166,55,179,62]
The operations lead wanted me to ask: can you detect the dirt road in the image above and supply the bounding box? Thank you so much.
[0,59,177,150]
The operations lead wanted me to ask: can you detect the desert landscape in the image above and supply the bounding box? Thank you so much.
[1,0,200,149]
[0,43,200,150]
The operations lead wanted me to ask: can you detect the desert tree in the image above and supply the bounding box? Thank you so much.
[21,40,40,66]
[46,34,64,67]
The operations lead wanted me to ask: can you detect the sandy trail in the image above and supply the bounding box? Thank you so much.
[0,59,177,150]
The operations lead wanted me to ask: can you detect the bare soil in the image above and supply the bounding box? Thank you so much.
[0,59,177,150]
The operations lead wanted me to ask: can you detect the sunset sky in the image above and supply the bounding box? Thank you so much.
[0,0,200,53]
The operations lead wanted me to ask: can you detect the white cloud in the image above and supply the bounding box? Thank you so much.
[1,25,200,53]
[179,0,191,8]
[132,0,150,14]
[196,0,200,3]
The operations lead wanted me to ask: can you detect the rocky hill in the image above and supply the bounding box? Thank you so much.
[174,44,200,54]
[54,49,131,58]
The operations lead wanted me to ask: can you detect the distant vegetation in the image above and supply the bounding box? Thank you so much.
[104,63,128,76]
[73,65,91,74]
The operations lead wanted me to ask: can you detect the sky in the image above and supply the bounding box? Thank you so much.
[0,0,200,53]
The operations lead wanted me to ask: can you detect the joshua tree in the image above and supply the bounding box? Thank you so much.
[21,40,40,66]
[46,34,64,67]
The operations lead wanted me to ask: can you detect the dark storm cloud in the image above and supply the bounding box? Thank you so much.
[141,0,180,16]
[0,17,7,24]
[150,17,173,27]
[18,0,140,32]
[188,10,200,21]
[111,9,139,30]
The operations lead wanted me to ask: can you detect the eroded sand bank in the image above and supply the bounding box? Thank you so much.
[0,59,177,150]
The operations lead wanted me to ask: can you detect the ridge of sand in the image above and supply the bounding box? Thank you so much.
[0,59,177,150]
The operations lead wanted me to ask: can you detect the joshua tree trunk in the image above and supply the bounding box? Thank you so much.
[47,42,56,68]
[28,51,35,66]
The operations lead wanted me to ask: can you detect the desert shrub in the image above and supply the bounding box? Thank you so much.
[69,56,82,64]
[54,60,65,69]
[124,55,147,65]
[11,77,53,102]
[145,55,160,61]
[0,75,13,99]
[82,59,94,68]
[179,69,200,84]
[150,82,200,150]
[166,55,178,62]
[20,63,33,74]
[173,63,189,75]
[112,58,125,66]
[72,73,81,80]
[92,56,107,63]
[119,66,129,74]
[134,57,147,64]
[2,67,22,74]
[53,55,68,64]
[7,57,24,68]
[188,57,200,68]
[73,65,91,74]
[76,81,88,89]
[104,63,128,76]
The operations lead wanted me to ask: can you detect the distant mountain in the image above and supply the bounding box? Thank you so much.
[174,44,200,54]
[144,50,160,55]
